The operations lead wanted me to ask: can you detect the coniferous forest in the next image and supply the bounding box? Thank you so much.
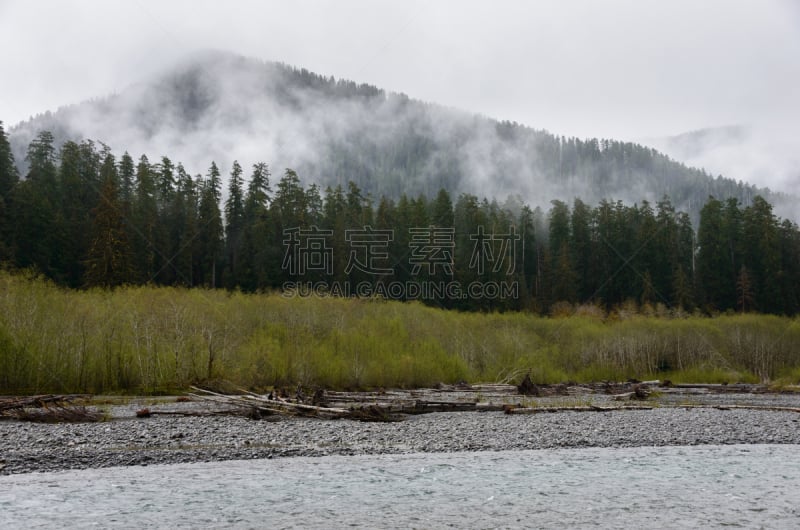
[2,122,800,316]
[3,120,800,392]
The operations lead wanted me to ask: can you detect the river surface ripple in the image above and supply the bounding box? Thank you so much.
[1,444,798,529]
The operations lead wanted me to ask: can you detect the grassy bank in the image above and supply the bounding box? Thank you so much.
[0,272,798,394]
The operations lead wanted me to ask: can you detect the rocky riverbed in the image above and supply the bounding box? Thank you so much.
[1,390,799,475]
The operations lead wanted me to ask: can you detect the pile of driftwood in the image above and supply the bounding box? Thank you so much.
[184,380,665,422]
[0,394,101,423]
[139,379,800,423]
[184,385,512,422]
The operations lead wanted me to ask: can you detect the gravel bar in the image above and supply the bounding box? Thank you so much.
[1,392,799,475]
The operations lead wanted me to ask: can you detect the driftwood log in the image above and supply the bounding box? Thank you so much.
[0,394,100,423]
[504,403,800,414]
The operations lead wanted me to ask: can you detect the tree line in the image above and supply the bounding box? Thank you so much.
[1,123,799,315]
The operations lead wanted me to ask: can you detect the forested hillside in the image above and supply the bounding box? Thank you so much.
[1,122,799,315]
[7,52,791,223]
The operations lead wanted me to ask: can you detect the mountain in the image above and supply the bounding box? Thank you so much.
[644,125,800,207]
[7,50,795,221]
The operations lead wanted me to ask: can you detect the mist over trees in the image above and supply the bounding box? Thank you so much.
[1,125,799,316]
[7,52,794,224]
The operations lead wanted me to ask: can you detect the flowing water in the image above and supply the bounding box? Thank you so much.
[2,445,799,528]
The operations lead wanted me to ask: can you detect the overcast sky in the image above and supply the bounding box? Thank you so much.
[1,0,799,183]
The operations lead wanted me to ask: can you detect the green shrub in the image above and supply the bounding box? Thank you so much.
[0,271,797,393]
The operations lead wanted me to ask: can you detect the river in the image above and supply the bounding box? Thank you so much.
[2,444,798,528]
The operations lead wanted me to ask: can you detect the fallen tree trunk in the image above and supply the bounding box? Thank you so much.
[189,387,352,419]
[505,405,654,414]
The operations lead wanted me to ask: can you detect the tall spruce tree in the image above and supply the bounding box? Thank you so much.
[240,162,271,290]
[172,163,199,286]
[197,162,224,287]
[224,161,245,287]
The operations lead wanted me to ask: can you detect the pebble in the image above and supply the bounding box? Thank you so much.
[1,393,799,475]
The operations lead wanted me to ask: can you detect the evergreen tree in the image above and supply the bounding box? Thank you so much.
[345,181,365,228]
[590,200,614,308]
[12,131,60,277]
[305,183,324,226]
[130,155,158,283]
[777,220,800,314]
[516,204,537,310]
[570,199,593,301]
[118,152,135,207]
[653,197,678,305]
[58,140,102,286]
[240,162,272,290]
[156,156,176,206]
[323,184,347,284]
[197,162,224,287]
[453,193,483,296]
[86,158,132,288]
[0,121,16,198]
[547,200,576,305]
[393,194,413,286]
[206,161,222,204]
[431,188,454,228]
[373,195,397,287]
[0,121,18,261]
[224,161,245,287]
[697,197,728,311]
[742,196,781,313]
[172,163,199,286]
[274,169,306,229]
[672,211,695,310]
